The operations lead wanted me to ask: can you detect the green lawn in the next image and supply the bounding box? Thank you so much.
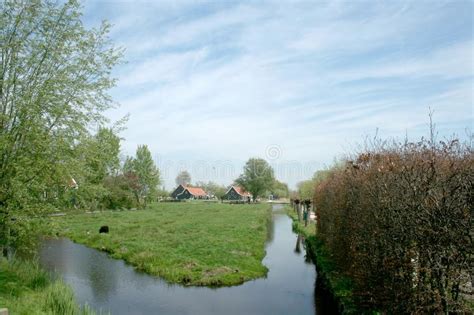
[50,202,272,286]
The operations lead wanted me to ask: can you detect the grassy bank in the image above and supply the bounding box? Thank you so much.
[285,206,357,314]
[0,258,95,315]
[285,206,315,237]
[50,202,271,286]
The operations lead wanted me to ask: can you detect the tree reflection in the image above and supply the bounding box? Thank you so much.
[294,234,302,254]
[266,213,275,242]
[84,250,119,302]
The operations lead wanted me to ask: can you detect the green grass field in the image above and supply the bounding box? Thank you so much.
[51,202,272,286]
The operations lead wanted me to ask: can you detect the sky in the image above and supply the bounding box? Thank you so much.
[81,0,473,190]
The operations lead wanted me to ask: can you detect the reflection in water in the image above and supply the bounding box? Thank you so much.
[85,250,118,302]
[266,212,275,243]
[40,238,119,303]
[315,274,340,314]
[295,234,302,254]
[40,205,337,315]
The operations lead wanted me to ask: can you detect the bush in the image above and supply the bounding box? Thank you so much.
[101,175,138,210]
[314,134,473,313]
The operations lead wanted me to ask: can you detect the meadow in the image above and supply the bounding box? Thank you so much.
[50,202,272,286]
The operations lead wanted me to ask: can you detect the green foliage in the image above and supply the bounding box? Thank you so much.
[80,128,121,183]
[296,180,315,200]
[155,186,169,199]
[0,257,97,314]
[135,145,160,201]
[51,202,272,286]
[0,0,122,251]
[285,206,315,237]
[195,181,227,199]
[235,158,275,200]
[270,180,289,199]
[44,282,80,315]
[297,169,331,200]
[307,237,356,314]
[69,128,123,210]
[123,145,160,207]
[101,175,138,209]
[122,156,135,174]
[175,170,191,186]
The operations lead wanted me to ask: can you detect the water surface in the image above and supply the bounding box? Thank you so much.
[40,205,332,314]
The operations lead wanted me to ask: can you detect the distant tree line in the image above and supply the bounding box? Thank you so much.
[176,158,290,200]
[314,132,473,313]
[296,169,331,200]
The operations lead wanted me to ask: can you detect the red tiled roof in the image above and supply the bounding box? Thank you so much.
[184,186,207,196]
[234,186,251,197]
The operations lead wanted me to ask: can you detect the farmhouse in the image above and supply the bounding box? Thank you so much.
[171,185,208,200]
[223,186,252,201]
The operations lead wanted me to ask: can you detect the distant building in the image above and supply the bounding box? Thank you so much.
[171,184,207,200]
[223,186,252,201]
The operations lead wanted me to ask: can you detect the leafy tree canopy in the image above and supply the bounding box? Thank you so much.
[297,180,314,200]
[124,145,160,207]
[270,180,289,199]
[0,0,122,251]
[235,158,275,200]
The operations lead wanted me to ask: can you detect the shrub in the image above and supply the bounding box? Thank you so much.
[314,134,473,313]
[101,175,138,209]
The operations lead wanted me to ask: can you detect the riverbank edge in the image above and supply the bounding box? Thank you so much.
[284,206,358,314]
[50,203,274,287]
[0,257,96,315]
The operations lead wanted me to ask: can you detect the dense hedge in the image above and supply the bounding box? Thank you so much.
[314,136,473,313]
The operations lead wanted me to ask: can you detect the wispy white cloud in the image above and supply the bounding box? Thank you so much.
[85,0,473,188]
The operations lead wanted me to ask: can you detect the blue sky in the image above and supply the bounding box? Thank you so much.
[82,0,473,190]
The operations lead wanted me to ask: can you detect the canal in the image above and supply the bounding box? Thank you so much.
[39,205,336,314]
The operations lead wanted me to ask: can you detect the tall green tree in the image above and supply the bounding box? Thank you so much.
[0,0,122,252]
[72,128,121,209]
[124,145,160,207]
[123,156,135,174]
[77,128,121,183]
[236,158,275,200]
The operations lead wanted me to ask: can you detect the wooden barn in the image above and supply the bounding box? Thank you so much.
[171,185,208,200]
[223,186,252,201]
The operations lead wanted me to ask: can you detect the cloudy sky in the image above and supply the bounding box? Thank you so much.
[82,0,473,189]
